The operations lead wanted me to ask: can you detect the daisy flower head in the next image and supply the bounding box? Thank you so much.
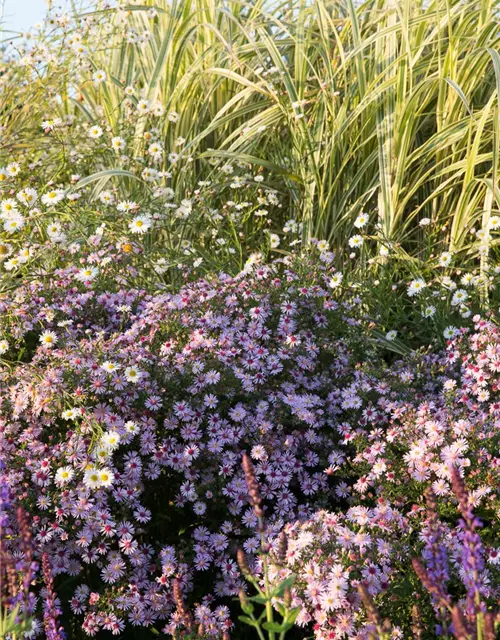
[460,273,475,287]
[151,102,165,117]
[92,69,107,83]
[316,239,329,252]
[438,252,452,267]
[101,431,121,450]
[408,279,426,297]
[4,257,20,271]
[329,272,343,289]
[98,468,115,488]
[148,142,163,159]
[476,228,491,242]
[3,213,25,233]
[117,200,137,212]
[17,188,38,206]
[41,118,63,132]
[124,421,139,435]
[137,99,150,114]
[46,222,66,243]
[39,330,58,348]
[94,446,111,463]
[0,339,9,355]
[111,137,126,151]
[422,305,436,318]
[0,243,11,261]
[88,125,103,139]
[55,466,74,486]
[348,234,363,249]
[62,408,80,421]
[75,266,99,282]
[7,162,20,177]
[489,216,500,230]
[99,191,115,205]
[42,189,65,206]
[129,214,152,234]
[83,467,101,490]
[269,233,280,248]
[451,289,468,306]
[125,366,142,383]
[354,212,369,229]
[385,330,397,341]
[443,325,459,340]
[101,361,120,374]
[1,198,18,216]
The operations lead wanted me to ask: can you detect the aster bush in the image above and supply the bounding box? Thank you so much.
[2,244,500,638]
[0,252,379,637]
[265,318,500,639]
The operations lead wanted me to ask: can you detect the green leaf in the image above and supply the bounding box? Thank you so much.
[285,606,302,626]
[263,621,292,633]
[72,169,141,190]
[271,574,296,598]
[238,616,258,628]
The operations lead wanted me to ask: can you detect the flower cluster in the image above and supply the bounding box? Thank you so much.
[0,253,370,636]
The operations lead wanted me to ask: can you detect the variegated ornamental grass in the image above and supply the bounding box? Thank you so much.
[3,0,500,276]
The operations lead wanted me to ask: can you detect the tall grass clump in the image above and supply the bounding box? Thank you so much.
[3,0,500,277]
[63,0,500,258]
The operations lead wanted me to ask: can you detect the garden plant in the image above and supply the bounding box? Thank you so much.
[2,0,500,638]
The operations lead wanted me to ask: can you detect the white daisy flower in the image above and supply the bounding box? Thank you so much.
[129,214,152,234]
[39,330,58,347]
[269,233,280,248]
[3,213,25,233]
[111,136,126,151]
[408,279,426,296]
[101,431,121,450]
[92,69,107,83]
[17,188,38,206]
[137,99,150,114]
[125,366,142,383]
[354,212,369,228]
[88,125,103,139]
[42,190,65,206]
[62,408,80,420]
[125,421,139,435]
[75,267,99,282]
[55,466,74,485]
[1,198,18,216]
[83,467,101,490]
[438,252,452,267]
[348,234,363,248]
[443,326,459,339]
[98,467,115,487]
[6,162,20,176]
[451,289,468,306]
[101,361,120,373]
[329,272,343,289]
